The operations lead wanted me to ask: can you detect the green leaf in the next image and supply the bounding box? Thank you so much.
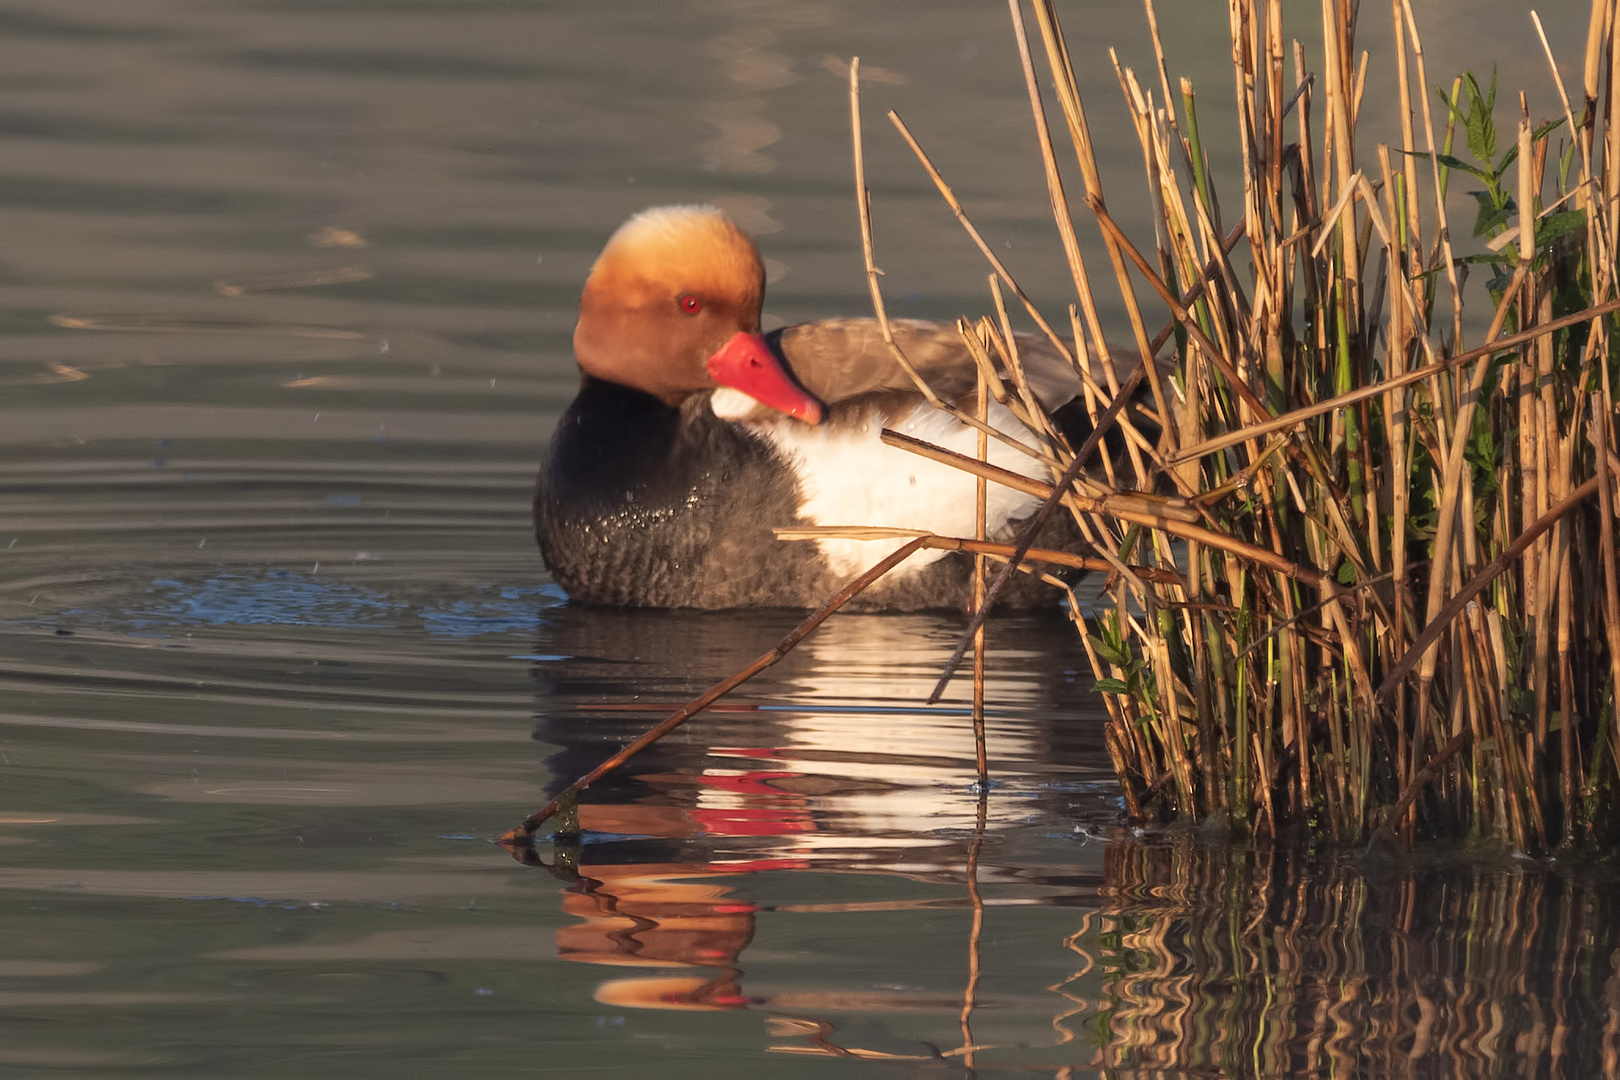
[1469,190,1513,237]
[1465,111,1488,163]
[1094,677,1131,695]
[1535,209,1587,247]
[1337,561,1356,585]
[1435,153,1493,183]
[1088,635,1132,668]
[1532,117,1567,143]
[1462,70,1498,162]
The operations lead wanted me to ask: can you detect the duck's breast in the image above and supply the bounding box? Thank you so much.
[537,378,831,607]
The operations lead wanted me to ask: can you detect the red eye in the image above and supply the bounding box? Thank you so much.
[678,294,702,315]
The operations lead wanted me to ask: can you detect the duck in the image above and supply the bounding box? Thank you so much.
[535,204,1148,611]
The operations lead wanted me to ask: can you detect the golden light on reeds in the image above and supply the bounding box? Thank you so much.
[859,0,1620,851]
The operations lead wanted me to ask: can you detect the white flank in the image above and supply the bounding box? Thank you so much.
[747,401,1046,578]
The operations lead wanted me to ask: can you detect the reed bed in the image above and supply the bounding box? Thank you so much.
[858,0,1620,851]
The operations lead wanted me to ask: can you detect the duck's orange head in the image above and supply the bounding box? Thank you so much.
[574,205,822,423]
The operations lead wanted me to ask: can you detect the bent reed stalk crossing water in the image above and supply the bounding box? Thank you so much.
[866,0,1620,852]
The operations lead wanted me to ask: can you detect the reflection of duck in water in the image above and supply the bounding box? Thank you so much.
[529,608,1091,840]
[535,204,1152,610]
[558,856,764,1012]
[526,607,1112,1011]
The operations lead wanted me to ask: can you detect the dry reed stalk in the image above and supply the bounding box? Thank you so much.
[972,357,989,781]
[886,111,1079,379]
[1030,0,1149,400]
[772,527,1185,584]
[852,60,1070,479]
[848,59,939,412]
[865,0,1620,847]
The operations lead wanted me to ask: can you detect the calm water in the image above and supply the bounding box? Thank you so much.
[1,0,1615,1075]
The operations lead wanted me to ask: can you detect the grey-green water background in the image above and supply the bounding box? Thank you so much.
[0,1,1614,1075]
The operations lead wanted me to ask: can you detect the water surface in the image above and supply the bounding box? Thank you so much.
[0,0,1614,1075]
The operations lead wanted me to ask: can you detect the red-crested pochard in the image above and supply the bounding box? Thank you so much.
[535,204,1144,610]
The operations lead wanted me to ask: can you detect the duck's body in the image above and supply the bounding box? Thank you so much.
[535,206,1123,611]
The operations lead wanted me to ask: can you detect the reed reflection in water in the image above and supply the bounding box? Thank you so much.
[525,602,1620,1076]
[1080,840,1620,1078]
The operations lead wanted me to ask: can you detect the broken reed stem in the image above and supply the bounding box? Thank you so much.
[498,537,930,843]
[849,58,945,409]
[973,362,989,781]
